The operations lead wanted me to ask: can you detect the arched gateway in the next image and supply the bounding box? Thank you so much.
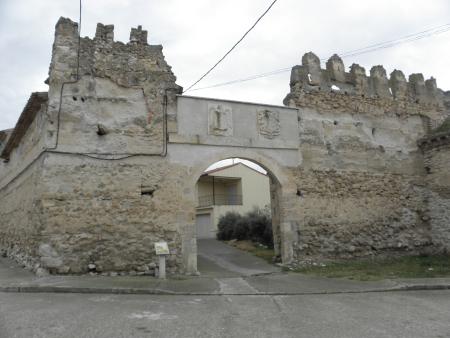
[1,18,450,275]
[182,149,296,273]
[169,95,300,274]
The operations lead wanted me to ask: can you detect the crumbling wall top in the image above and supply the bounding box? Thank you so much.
[284,52,449,120]
[48,17,181,92]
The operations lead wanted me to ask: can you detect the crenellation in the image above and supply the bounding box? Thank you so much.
[425,77,438,99]
[389,69,408,99]
[94,23,114,44]
[326,54,346,83]
[55,16,79,39]
[301,52,328,88]
[285,52,447,120]
[49,17,179,91]
[349,63,369,95]
[129,25,148,45]
[369,65,390,98]
[408,73,427,102]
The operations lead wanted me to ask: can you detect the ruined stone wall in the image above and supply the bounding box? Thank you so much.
[0,17,187,274]
[0,99,50,269]
[419,126,450,252]
[3,19,450,274]
[35,153,193,274]
[284,52,449,123]
[283,52,450,262]
[45,18,181,154]
[25,17,187,274]
[0,157,44,270]
[288,168,431,261]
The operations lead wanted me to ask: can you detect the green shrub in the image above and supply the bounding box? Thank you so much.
[217,211,241,241]
[216,207,273,248]
[233,217,250,240]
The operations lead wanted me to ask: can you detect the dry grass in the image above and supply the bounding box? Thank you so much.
[293,255,450,281]
[226,240,275,263]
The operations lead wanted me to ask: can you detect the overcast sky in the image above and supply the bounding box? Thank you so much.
[1,0,449,130]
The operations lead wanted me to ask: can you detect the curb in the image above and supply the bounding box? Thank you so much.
[0,284,449,296]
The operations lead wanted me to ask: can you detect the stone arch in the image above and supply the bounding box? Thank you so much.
[181,148,295,274]
[187,148,291,188]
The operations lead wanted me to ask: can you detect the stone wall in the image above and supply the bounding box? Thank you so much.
[0,94,49,270]
[283,52,450,262]
[0,17,188,274]
[46,17,181,155]
[2,21,450,275]
[0,157,44,270]
[35,152,193,274]
[419,122,450,252]
[289,168,431,261]
[284,52,449,124]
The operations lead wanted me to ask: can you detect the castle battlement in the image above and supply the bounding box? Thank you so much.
[49,17,181,92]
[284,52,449,122]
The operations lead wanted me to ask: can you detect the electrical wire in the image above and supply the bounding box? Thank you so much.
[187,23,450,92]
[76,0,82,79]
[183,0,279,93]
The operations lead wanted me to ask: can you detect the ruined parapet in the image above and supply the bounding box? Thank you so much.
[45,17,182,153]
[94,23,114,44]
[370,65,390,98]
[48,17,181,89]
[284,52,448,120]
[389,69,408,100]
[326,54,346,83]
[129,25,148,44]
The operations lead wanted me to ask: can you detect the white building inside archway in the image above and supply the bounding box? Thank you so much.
[195,162,270,239]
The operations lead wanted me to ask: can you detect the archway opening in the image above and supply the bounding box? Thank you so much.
[194,157,282,275]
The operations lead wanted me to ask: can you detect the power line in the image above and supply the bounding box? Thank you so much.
[188,23,450,92]
[339,24,450,58]
[183,0,279,94]
[76,0,82,78]
[338,23,450,57]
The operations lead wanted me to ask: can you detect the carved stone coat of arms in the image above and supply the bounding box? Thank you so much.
[257,109,280,139]
[208,104,233,136]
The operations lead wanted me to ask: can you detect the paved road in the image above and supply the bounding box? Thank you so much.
[1,290,449,338]
[197,239,280,277]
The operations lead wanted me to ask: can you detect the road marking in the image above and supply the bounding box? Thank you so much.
[216,278,259,294]
[127,312,177,320]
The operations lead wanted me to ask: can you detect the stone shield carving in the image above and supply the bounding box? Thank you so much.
[208,104,233,136]
[257,109,280,139]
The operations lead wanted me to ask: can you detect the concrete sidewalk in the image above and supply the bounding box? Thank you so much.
[1,256,450,296]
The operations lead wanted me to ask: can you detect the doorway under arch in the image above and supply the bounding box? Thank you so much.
[193,157,284,274]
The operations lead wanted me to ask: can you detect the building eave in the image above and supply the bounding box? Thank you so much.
[1,92,48,160]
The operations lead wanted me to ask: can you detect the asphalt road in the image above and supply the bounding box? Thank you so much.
[0,290,449,338]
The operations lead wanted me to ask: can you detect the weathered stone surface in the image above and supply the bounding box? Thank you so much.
[370,66,390,98]
[1,22,450,275]
[326,54,346,83]
[419,118,450,251]
[289,168,432,260]
[350,64,369,95]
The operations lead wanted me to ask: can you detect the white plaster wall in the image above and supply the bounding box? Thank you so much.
[299,108,428,174]
[55,77,159,155]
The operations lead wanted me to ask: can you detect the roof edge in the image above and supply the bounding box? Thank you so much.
[203,162,267,176]
[1,92,48,160]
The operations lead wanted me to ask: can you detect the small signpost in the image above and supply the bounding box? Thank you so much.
[154,241,169,279]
